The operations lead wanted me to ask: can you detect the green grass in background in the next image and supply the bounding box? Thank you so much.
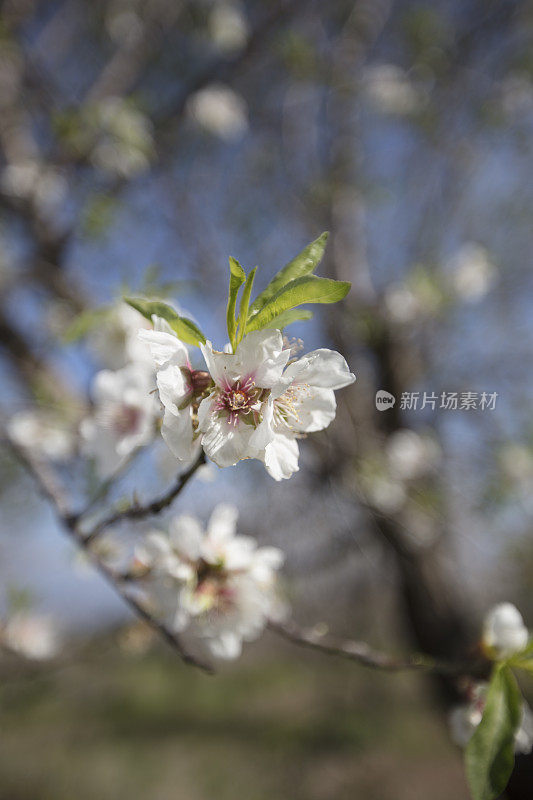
[0,634,468,800]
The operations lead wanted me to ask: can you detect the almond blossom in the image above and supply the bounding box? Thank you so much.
[259,346,356,480]
[138,316,211,462]
[80,362,158,478]
[136,504,285,659]
[2,611,62,661]
[197,329,290,468]
[482,602,529,659]
[196,330,355,478]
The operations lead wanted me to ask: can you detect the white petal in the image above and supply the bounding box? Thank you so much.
[292,387,337,433]
[208,631,242,660]
[200,341,238,387]
[234,329,289,387]
[138,328,189,368]
[168,515,204,561]
[248,400,275,455]
[156,364,190,414]
[291,349,355,390]
[161,408,196,461]
[200,415,257,467]
[264,434,299,481]
[207,504,239,543]
[483,603,529,657]
[92,369,122,404]
[197,393,216,432]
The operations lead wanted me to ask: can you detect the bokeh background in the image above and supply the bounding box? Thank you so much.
[1,0,533,797]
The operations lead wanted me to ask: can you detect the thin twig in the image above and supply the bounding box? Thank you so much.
[2,431,212,673]
[268,620,487,678]
[82,450,207,542]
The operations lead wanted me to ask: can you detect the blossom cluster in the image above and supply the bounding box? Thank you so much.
[75,237,354,658]
[139,320,355,480]
[135,505,285,659]
[79,235,355,481]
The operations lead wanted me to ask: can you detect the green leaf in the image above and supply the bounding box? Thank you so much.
[236,267,257,344]
[268,308,313,330]
[246,275,350,332]
[124,298,206,346]
[62,306,112,343]
[227,257,246,350]
[465,665,522,800]
[249,232,329,317]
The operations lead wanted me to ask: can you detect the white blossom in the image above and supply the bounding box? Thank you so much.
[138,316,210,462]
[385,429,441,481]
[187,84,249,141]
[136,505,285,659]
[208,2,249,53]
[446,243,496,302]
[89,302,153,371]
[363,64,424,115]
[80,363,158,478]
[2,611,61,661]
[8,410,74,461]
[449,682,533,754]
[259,347,356,480]
[198,330,290,469]
[482,603,529,659]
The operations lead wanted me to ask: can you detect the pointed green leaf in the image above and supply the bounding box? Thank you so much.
[465,665,522,800]
[268,308,313,330]
[246,275,350,332]
[236,267,257,344]
[249,232,329,317]
[227,257,246,349]
[125,298,206,346]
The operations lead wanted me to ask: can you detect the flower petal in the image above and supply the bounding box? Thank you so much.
[161,408,196,461]
[291,349,355,390]
[264,434,299,481]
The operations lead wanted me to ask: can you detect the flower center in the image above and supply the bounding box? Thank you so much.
[112,404,142,436]
[214,378,261,425]
[274,383,311,428]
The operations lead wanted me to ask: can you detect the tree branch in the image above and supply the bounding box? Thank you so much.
[81,450,207,542]
[1,429,212,673]
[268,619,488,678]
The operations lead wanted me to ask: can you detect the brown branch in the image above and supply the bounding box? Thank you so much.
[269,619,487,678]
[2,430,212,673]
[81,449,207,542]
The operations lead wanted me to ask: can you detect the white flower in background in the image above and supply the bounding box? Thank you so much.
[363,64,423,115]
[385,429,441,481]
[8,410,74,461]
[80,363,158,478]
[383,284,421,324]
[139,316,211,462]
[89,302,153,371]
[187,84,249,141]
[1,159,67,218]
[361,473,407,514]
[482,603,529,659]
[2,611,61,661]
[198,330,290,469]
[136,505,285,659]
[449,682,533,754]
[260,347,356,480]
[208,1,249,53]
[446,243,496,302]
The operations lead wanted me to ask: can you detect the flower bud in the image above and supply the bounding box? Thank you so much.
[482,602,529,658]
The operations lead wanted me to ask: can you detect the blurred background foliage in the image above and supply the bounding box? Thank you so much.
[1,0,533,797]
